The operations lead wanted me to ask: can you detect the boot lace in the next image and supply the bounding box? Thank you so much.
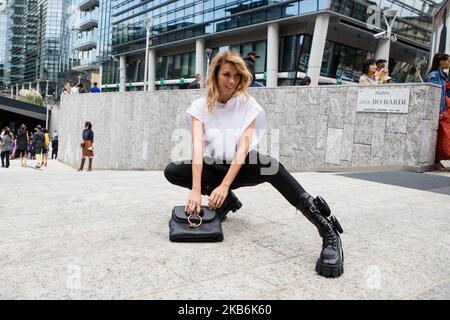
[323,229,337,250]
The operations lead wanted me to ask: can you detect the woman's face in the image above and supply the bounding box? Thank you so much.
[217,62,241,101]
[440,58,450,70]
[368,63,377,74]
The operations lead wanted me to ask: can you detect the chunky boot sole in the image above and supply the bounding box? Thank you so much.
[315,259,344,278]
[315,250,344,278]
[217,198,242,221]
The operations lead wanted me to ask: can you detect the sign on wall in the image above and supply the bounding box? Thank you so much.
[357,88,410,113]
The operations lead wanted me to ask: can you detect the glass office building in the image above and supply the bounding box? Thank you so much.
[72,0,100,86]
[0,0,13,90]
[7,0,68,97]
[9,0,39,85]
[58,0,77,83]
[98,0,441,89]
[36,0,65,96]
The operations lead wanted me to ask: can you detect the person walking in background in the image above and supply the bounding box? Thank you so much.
[90,82,101,93]
[188,74,201,89]
[51,131,59,160]
[78,121,94,172]
[32,125,45,168]
[1,127,12,168]
[16,124,29,167]
[243,51,263,87]
[43,128,50,166]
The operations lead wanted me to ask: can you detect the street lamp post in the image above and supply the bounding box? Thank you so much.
[143,17,153,92]
[374,9,397,62]
[205,48,213,80]
[45,80,49,129]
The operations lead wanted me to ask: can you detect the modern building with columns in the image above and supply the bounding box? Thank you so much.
[72,0,101,85]
[431,0,450,58]
[101,0,438,91]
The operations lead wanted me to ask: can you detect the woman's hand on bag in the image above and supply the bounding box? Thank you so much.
[208,184,229,210]
[185,189,202,215]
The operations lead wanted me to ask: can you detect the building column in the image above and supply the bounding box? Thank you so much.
[195,38,205,88]
[37,82,41,94]
[307,13,330,86]
[148,48,156,91]
[29,82,31,90]
[267,23,279,87]
[99,64,103,88]
[119,55,126,92]
[16,84,19,96]
[374,39,390,62]
[10,87,13,98]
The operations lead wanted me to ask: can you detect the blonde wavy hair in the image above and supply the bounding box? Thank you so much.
[205,50,252,114]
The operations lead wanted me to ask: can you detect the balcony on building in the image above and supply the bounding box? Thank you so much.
[73,32,97,51]
[72,55,99,72]
[78,10,99,32]
[78,0,99,12]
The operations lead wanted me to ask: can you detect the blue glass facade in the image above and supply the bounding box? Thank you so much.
[111,0,328,55]
[37,0,65,82]
[98,0,439,88]
[0,0,13,89]
[9,0,39,84]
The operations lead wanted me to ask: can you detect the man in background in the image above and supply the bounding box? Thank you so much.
[244,51,264,87]
[188,74,201,89]
[90,82,101,93]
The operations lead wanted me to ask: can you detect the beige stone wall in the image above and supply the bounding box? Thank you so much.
[57,84,441,172]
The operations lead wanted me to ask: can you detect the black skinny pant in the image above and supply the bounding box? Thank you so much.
[164,150,306,207]
[1,151,10,168]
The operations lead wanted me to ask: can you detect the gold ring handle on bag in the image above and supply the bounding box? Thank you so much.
[187,213,202,228]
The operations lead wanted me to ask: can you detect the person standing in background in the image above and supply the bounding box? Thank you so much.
[90,82,101,93]
[188,74,201,89]
[32,125,45,168]
[78,121,94,172]
[243,51,263,87]
[16,124,29,167]
[1,127,12,168]
[375,59,391,84]
[43,129,50,166]
[51,131,59,160]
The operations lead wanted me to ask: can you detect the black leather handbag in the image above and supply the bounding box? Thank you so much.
[169,205,224,242]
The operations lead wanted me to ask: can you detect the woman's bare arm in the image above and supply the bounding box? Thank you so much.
[186,117,204,214]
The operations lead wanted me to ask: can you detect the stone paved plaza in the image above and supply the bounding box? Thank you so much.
[0,159,449,299]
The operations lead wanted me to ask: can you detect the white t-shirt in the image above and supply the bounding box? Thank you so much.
[186,94,267,161]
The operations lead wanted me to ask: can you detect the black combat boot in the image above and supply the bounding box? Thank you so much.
[204,184,242,221]
[215,191,242,221]
[296,193,344,278]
